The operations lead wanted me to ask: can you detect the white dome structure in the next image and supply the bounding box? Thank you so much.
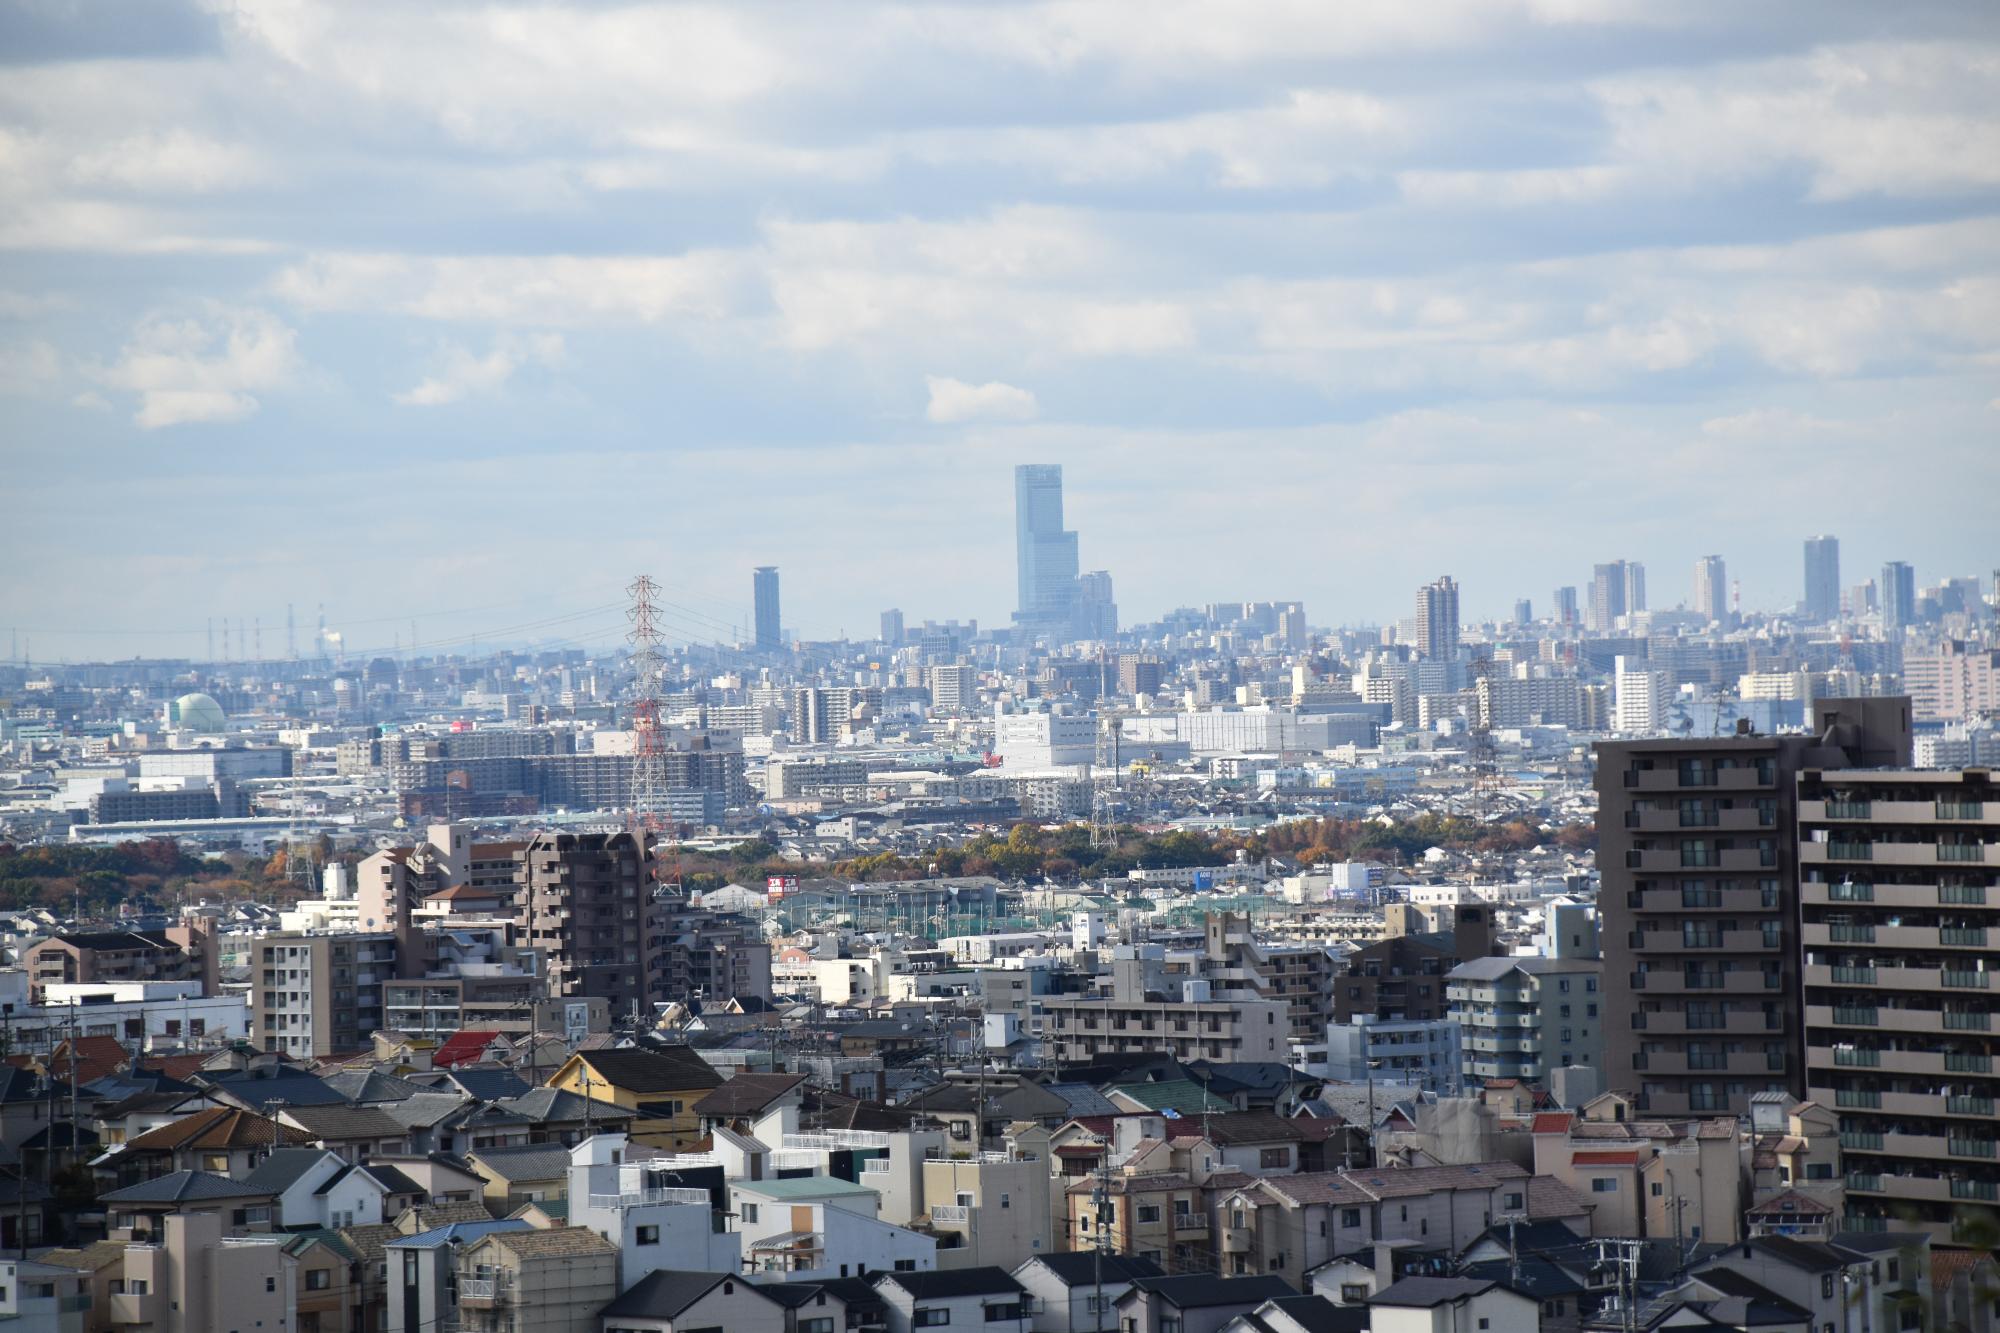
[170,692,227,733]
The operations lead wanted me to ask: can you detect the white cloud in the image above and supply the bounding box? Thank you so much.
[395,333,565,406]
[272,252,745,325]
[96,305,299,428]
[925,375,1038,424]
[0,338,61,395]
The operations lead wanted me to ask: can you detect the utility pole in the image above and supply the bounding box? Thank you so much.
[1090,1149,1110,1333]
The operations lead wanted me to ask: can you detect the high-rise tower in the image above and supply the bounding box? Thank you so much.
[1415,575,1460,660]
[1693,555,1727,625]
[1013,464,1080,633]
[753,566,782,652]
[1881,561,1917,632]
[1803,535,1840,622]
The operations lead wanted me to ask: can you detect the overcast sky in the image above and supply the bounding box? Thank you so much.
[3,0,1997,663]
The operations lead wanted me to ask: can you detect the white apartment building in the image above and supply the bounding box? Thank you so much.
[568,1134,740,1288]
[731,1175,937,1280]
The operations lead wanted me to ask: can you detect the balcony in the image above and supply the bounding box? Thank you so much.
[1952,1179,2000,1202]
[1173,1213,1210,1235]
[1947,1095,1997,1117]
[458,1274,512,1306]
[930,1205,970,1225]
[1942,971,1991,990]
[1948,1138,1998,1159]
[109,1291,161,1324]
[587,1187,711,1210]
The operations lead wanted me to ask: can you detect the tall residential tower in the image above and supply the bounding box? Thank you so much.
[1013,463,1082,636]
[753,566,781,652]
[1804,535,1841,622]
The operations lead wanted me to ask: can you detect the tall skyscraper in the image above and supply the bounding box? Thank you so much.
[1803,535,1840,622]
[1513,598,1532,626]
[1624,561,1647,615]
[1881,560,1917,632]
[1693,555,1727,624]
[1014,463,1080,633]
[1415,575,1460,660]
[1590,561,1628,632]
[1552,586,1578,630]
[1075,570,1118,640]
[753,566,781,651]
[879,608,904,645]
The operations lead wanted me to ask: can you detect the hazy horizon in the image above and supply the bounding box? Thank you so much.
[4,0,1997,661]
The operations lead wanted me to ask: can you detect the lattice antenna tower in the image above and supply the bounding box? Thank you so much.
[626,574,674,888]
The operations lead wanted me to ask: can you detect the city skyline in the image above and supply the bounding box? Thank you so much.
[2,2,1996,659]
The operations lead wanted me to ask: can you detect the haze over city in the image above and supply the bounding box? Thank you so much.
[4,0,1999,660]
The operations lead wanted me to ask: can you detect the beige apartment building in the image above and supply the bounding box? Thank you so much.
[1797,765,2000,1244]
[249,932,397,1058]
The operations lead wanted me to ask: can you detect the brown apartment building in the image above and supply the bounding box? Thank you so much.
[1598,698,1911,1118]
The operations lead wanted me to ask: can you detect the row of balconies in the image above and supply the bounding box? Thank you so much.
[1844,1173,2000,1204]
[1801,798,1993,826]
[1800,923,1991,950]
[1631,1009,1783,1034]
[1833,1129,1999,1160]
[1803,841,1995,867]
[1622,766,1775,792]
[1628,928,1780,954]
[1805,1004,1993,1035]
[1625,848,1782,873]
[1803,964,1993,992]
[1631,1050,1785,1076]
[1801,880,1993,908]
[1806,1045,1998,1077]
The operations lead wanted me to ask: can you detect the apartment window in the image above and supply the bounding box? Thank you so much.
[636,1225,659,1245]
[1822,1275,1835,1299]
[266,1277,277,1293]
[1592,1179,1618,1193]
[1558,979,1571,994]
[305,1270,331,1291]
[1259,1148,1288,1168]
[1503,1193,1523,1211]
[985,1305,1023,1322]
[916,1309,951,1326]
[803,1320,836,1333]
[1138,1206,1161,1224]
[895,1260,918,1272]
[741,1203,759,1223]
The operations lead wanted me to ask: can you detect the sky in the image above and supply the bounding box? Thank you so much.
[2,0,1997,663]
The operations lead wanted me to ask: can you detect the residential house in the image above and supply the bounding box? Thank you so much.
[464,1142,575,1212]
[598,1270,796,1333]
[1218,1295,1368,1333]
[1013,1253,1164,1333]
[1113,1275,1297,1333]
[568,1133,741,1290]
[1216,1163,1578,1288]
[921,1149,1051,1272]
[454,1225,620,1333]
[547,1048,723,1150]
[1365,1276,1538,1333]
[872,1268,1031,1333]
[1529,1106,1743,1244]
[0,1256,92,1332]
[494,1085,638,1146]
[734,1175,937,1280]
[384,1219,532,1333]
[104,1210,297,1333]
[98,1170,280,1241]
[1691,1236,1885,1333]
[240,1147,392,1231]
[278,1103,414,1162]
[694,1072,809,1137]
[99,1106,313,1186]
[283,1229,363,1333]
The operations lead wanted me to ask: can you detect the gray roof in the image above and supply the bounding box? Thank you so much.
[319,1070,431,1103]
[494,1087,632,1125]
[1047,1083,1120,1117]
[239,1147,338,1195]
[1122,1276,1295,1310]
[381,1092,475,1130]
[282,1103,410,1142]
[466,1143,572,1182]
[100,1170,272,1204]
[1368,1277,1507,1308]
[602,1271,739,1320]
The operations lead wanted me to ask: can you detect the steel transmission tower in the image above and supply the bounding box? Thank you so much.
[626,574,675,889]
